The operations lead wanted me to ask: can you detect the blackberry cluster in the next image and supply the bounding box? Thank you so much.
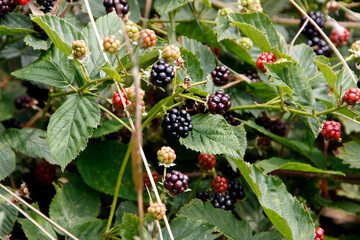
[36,0,55,11]
[225,180,245,200]
[321,121,341,141]
[103,0,129,19]
[315,227,324,240]
[207,90,231,115]
[150,60,175,87]
[143,170,159,188]
[35,160,56,186]
[211,65,231,86]
[300,11,325,38]
[161,108,193,139]
[243,69,260,82]
[255,116,288,136]
[223,111,241,126]
[222,163,241,179]
[163,170,189,195]
[2,118,22,129]
[306,37,331,57]
[210,193,234,211]
[196,192,210,202]
[15,95,33,109]
[0,0,13,18]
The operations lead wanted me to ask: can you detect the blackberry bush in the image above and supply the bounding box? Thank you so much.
[161,108,193,139]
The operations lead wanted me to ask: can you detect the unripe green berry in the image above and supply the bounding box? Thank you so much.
[103,35,121,54]
[161,45,181,62]
[125,20,140,43]
[72,40,88,59]
[147,202,166,220]
[238,37,253,50]
[157,146,176,166]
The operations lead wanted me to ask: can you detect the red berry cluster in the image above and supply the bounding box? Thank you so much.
[143,170,159,188]
[211,176,227,193]
[321,121,341,141]
[113,90,130,110]
[140,29,157,48]
[198,153,216,170]
[342,88,360,106]
[314,227,324,240]
[330,27,350,47]
[256,52,276,72]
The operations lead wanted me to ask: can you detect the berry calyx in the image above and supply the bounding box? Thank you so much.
[321,121,341,141]
[163,170,189,195]
[211,176,227,193]
[162,45,181,63]
[207,90,231,115]
[211,65,231,86]
[330,26,350,47]
[157,146,176,166]
[143,170,159,188]
[34,160,56,186]
[147,202,166,220]
[150,60,175,87]
[225,180,245,200]
[72,40,88,59]
[198,153,216,171]
[196,192,210,202]
[103,0,129,19]
[300,11,325,39]
[13,0,30,5]
[139,29,157,48]
[256,52,276,72]
[342,88,360,106]
[112,90,130,110]
[314,227,324,240]
[161,108,193,139]
[103,35,121,54]
[210,193,234,211]
[125,20,140,43]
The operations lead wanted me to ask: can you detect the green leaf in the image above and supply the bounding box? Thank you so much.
[0,13,36,35]
[71,219,106,240]
[178,47,204,83]
[257,157,345,176]
[49,175,101,231]
[0,135,15,181]
[314,56,338,97]
[92,119,123,138]
[337,183,360,202]
[204,0,211,7]
[228,156,315,240]
[177,21,221,48]
[77,141,137,200]
[115,201,138,225]
[335,68,357,97]
[122,46,161,70]
[228,12,287,53]
[120,213,140,240]
[290,44,317,78]
[100,62,122,82]
[179,114,240,156]
[178,199,253,240]
[163,217,217,240]
[337,141,360,169]
[253,230,286,240]
[266,61,315,106]
[216,16,241,42]
[231,123,247,159]
[305,101,327,137]
[31,15,83,56]
[24,34,51,51]
[47,95,100,170]
[0,188,18,238]
[12,46,75,88]
[4,128,56,164]
[154,0,192,15]
[128,0,141,23]
[221,39,256,66]
[245,120,326,169]
[0,91,14,121]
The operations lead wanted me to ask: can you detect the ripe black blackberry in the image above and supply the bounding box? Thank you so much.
[2,118,22,129]
[36,0,55,11]
[223,111,241,126]
[161,108,193,139]
[207,90,231,115]
[15,95,33,109]
[357,80,360,89]
[185,94,207,115]
[243,69,260,82]
[255,116,288,136]
[300,11,325,38]
[0,0,13,18]
[306,37,331,57]
[196,192,209,202]
[150,60,175,87]
[211,65,231,86]
[103,0,129,19]
[222,163,241,180]
[163,170,189,195]
[210,193,234,211]
[225,180,245,200]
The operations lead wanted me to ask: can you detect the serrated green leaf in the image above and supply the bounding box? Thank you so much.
[252,230,286,240]
[77,141,137,200]
[12,46,75,88]
[0,188,18,237]
[120,213,140,240]
[266,61,315,106]
[24,34,51,51]
[0,92,14,121]
[92,119,123,138]
[221,39,256,66]
[100,62,122,82]
[71,219,106,240]
[290,44,317,78]
[4,128,56,164]
[245,120,326,168]
[335,68,357,97]
[177,21,221,48]
[0,135,15,181]
[337,183,360,202]
[128,0,141,23]
[216,16,240,42]
[228,156,315,240]
[178,47,204,83]
[31,15,83,56]
[49,175,101,232]
[154,0,192,15]
[122,46,161,70]
[179,114,240,156]
[47,95,100,170]
[0,13,36,35]
[178,199,253,240]
[257,157,345,176]
[115,201,138,225]
[314,57,338,97]
[231,123,247,158]
[337,141,360,169]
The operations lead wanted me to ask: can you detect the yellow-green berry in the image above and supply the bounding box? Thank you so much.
[125,20,140,43]
[103,35,121,54]
[72,40,88,59]
[157,146,176,166]
[147,202,166,220]
[161,45,181,62]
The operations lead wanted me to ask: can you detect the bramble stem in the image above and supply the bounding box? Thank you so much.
[179,93,206,104]
[99,105,133,132]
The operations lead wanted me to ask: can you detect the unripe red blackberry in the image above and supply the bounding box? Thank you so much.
[34,160,56,186]
[157,146,176,166]
[163,170,189,195]
[103,0,129,19]
[243,69,260,82]
[13,0,30,5]
[211,65,231,86]
[225,180,245,200]
[300,11,325,39]
[161,108,193,139]
[143,170,159,188]
[198,153,216,171]
[162,45,181,63]
[112,90,130,110]
[139,29,157,48]
[207,90,231,115]
[125,20,139,43]
[314,227,324,240]
[72,40,88,59]
[147,202,166,220]
[211,176,227,193]
[342,88,360,106]
[150,60,175,87]
[196,191,210,202]
[0,0,13,18]
[256,52,276,72]
[210,193,234,211]
[126,85,146,114]
[103,35,121,54]
[223,111,241,126]
[327,1,339,12]
[330,27,350,47]
[321,121,341,141]
[15,95,33,109]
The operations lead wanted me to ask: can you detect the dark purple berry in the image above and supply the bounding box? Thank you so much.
[196,192,209,202]
[15,95,33,109]
[0,0,14,18]
[36,0,56,11]
[225,180,245,200]
[210,193,234,211]
[150,60,175,87]
[255,116,288,136]
[300,11,325,39]
[164,170,189,195]
[223,111,241,126]
[2,118,22,129]
[103,0,129,19]
[222,163,241,180]
[211,65,231,86]
[243,69,260,82]
[306,37,331,57]
[207,90,231,115]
